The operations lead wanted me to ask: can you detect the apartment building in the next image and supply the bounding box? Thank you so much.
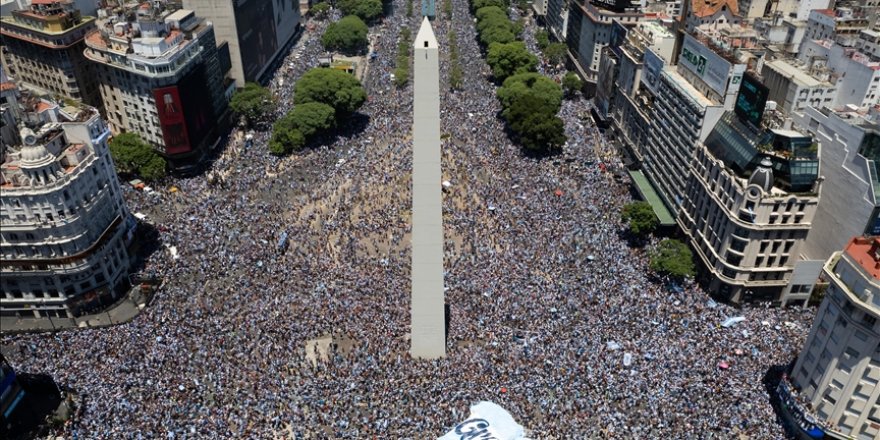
[799,40,880,108]
[565,0,643,85]
[760,59,838,114]
[679,109,822,304]
[83,6,229,172]
[0,0,101,107]
[788,236,880,440]
[0,84,135,319]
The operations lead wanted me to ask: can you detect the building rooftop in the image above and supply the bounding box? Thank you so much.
[845,236,880,280]
[765,59,833,88]
[690,0,738,18]
[663,68,715,107]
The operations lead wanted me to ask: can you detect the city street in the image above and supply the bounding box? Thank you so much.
[1,1,816,438]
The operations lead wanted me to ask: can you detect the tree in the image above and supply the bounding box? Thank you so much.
[287,102,336,138]
[472,0,507,11]
[543,42,568,66]
[621,201,659,236]
[475,5,506,20]
[269,124,305,155]
[497,73,562,118]
[294,67,367,114]
[322,15,369,54]
[505,93,566,153]
[649,239,696,279]
[310,1,330,17]
[486,41,538,82]
[108,133,166,181]
[229,82,273,126]
[339,0,383,22]
[562,71,583,97]
[479,22,517,46]
[535,29,550,50]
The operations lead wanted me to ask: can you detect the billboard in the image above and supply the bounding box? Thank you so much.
[642,47,664,94]
[734,72,769,128]
[679,34,732,97]
[590,0,632,13]
[235,0,278,81]
[176,64,217,153]
[153,86,191,155]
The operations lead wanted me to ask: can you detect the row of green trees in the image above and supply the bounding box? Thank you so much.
[394,27,412,88]
[322,15,369,54]
[469,1,567,153]
[269,68,366,155]
[448,31,463,90]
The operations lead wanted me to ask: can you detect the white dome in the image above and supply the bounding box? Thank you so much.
[19,143,54,167]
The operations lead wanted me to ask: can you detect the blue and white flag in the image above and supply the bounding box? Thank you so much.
[439,401,529,440]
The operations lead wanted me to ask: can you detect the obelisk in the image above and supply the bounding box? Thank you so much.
[410,17,446,359]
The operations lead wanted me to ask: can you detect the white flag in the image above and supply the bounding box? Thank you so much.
[439,401,529,440]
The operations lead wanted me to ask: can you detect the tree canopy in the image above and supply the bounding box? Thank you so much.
[229,82,274,126]
[562,71,583,97]
[108,133,166,181]
[543,42,568,67]
[321,15,369,54]
[338,0,383,22]
[497,73,562,119]
[649,239,696,279]
[505,93,566,152]
[535,29,549,49]
[294,67,366,115]
[268,102,336,155]
[475,6,517,46]
[310,1,330,17]
[486,41,538,82]
[621,201,659,236]
[471,0,507,11]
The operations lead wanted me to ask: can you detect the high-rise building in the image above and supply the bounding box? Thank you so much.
[679,110,822,304]
[0,0,102,107]
[83,6,229,172]
[786,236,880,440]
[0,83,135,319]
[182,0,301,87]
[565,0,643,86]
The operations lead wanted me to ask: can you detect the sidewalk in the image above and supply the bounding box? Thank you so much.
[1,285,152,335]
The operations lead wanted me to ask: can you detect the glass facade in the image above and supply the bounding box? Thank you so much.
[704,112,819,193]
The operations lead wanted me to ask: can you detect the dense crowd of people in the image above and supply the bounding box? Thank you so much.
[1,1,815,438]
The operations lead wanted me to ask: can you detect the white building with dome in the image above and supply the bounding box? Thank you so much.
[0,82,135,319]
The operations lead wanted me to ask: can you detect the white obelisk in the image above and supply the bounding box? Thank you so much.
[410,17,446,359]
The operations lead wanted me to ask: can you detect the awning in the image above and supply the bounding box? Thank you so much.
[627,170,676,226]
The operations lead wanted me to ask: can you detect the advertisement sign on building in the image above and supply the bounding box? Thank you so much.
[643,47,664,94]
[734,72,770,129]
[679,34,732,97]
[153,86,191,155]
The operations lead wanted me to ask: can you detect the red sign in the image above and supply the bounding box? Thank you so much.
[153,86,191,155]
